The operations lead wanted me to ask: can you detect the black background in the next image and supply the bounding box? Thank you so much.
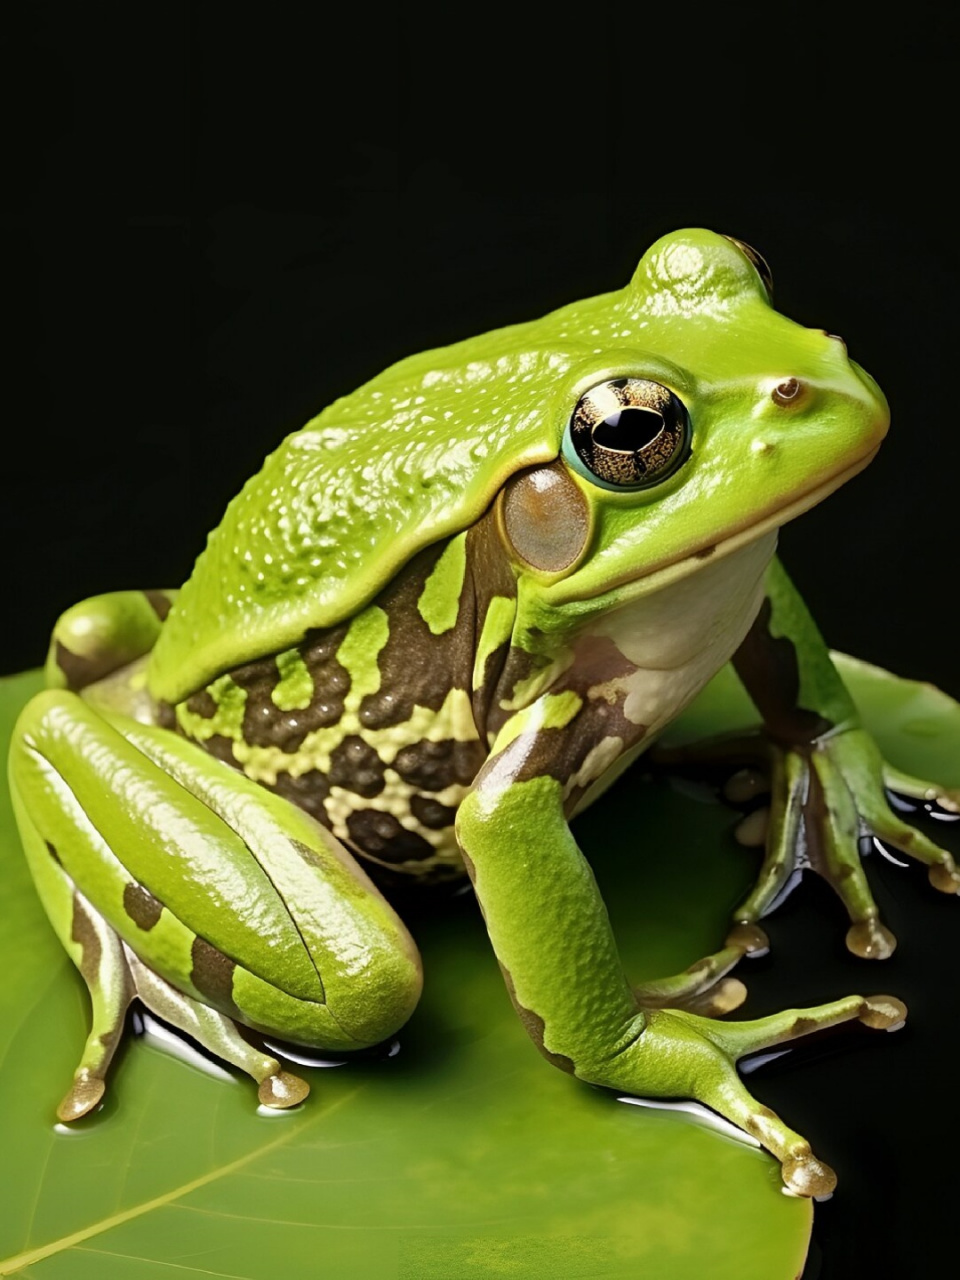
[5,7,958,1278]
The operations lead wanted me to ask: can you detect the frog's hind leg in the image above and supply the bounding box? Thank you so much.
[10,688,422,1119]
[11,797,134,1120]
[22,848,303,1118]
[45,589,178,692]
[15,775,308,1118]
[124,951,309,1110]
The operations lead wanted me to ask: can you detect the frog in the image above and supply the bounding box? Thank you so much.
[9,228,959,1200]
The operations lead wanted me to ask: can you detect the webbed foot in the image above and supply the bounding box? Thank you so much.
[655,725,959,960]
[596,991,906,1196]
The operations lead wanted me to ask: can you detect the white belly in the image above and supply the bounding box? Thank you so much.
[589,530,776,742]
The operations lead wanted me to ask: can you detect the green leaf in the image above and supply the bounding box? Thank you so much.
[18,659,956,1278]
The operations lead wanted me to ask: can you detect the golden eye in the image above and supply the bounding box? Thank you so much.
[772,378,803,406]
[722,235,775,301]
[563,378,691,490]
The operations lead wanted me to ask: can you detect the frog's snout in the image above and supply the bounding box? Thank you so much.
[848,359,891,442]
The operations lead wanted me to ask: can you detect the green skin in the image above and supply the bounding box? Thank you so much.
[9,230,959,1198]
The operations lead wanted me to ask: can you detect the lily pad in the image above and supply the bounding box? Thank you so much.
[5,656,954,1279]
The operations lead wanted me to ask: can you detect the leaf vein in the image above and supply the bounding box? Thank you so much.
[75,1245,253,1278]
[0,1088,360,1276]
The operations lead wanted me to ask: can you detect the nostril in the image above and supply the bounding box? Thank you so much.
[822,330,847,351]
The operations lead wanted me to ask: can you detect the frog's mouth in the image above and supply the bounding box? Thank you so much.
[564,443,882,609]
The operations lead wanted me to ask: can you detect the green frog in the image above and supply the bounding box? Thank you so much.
[10,229,958,1198]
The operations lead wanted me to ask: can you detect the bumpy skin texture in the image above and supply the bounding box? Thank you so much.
[10,230,959,1197]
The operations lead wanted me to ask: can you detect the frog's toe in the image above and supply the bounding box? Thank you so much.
[257,1070,310,1109]
[884,762,960,816]
[928,861,960,894]
[725,922,770,956]
[868,805,960,893]
[781,1151,837,1199]
[677,976,748,1017]
[733,806,770,849]
[620,1007,857,1196]
[633,929,767,1014]
[858,994,908,1031]
[57,1071,106,1123]
[845,917,898,960]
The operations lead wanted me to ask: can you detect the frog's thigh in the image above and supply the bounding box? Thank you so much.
[45,589,178,690]
[10,691,423,1106]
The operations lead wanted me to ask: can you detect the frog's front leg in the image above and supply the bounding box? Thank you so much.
[10,691,423,1119]
[725,558,960,958]
[456,701,903,1196]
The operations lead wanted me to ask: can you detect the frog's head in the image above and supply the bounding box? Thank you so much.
[499,228,889,619]
[150,227,889,706]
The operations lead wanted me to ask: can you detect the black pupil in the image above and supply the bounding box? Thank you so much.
[592,406,664,453]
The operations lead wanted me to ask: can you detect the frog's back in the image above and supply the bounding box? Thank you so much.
[148,296,616,706]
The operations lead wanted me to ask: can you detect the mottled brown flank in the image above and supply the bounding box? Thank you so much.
[346,809,434,864]
[328,735,385,798]
[475,641,510,733]
[156,699,177,729]
[180,519,521,883]
[410,794,458,830]
[499,963,576,1074]
[266,769,332,827]
[123,882,163,931]
[190,936,239,1014]
[204,734,241,768]
[143,590,173,621]
[235,626,348,751]
[358,542,476,730]
[392,738,485,791]
[464,509,520,739]
[71,895,104,983]
[500,635,645,813]
[732,599,833,746]
[483,643,549,742]
[186,688,218,718]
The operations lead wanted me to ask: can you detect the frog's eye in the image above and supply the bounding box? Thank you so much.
[722,235,774,301]
[563,378,691,491]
